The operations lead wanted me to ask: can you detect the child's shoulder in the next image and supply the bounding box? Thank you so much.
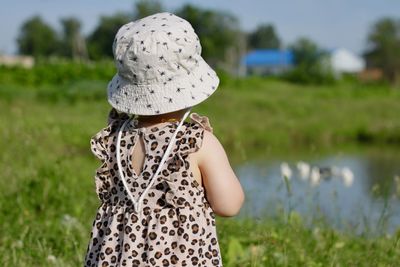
[187,112,213,133]
[90,109,217,159]
[107,108,130,126]
[89,108,128,161]
[178,112,218,156]
[186,113,227,161]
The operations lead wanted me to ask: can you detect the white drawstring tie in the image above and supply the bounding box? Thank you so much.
[116,109,191,219]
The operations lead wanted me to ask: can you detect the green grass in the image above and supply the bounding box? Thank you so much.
[2,73,400,162]
[1,65,400,266]
[218,214,400,266]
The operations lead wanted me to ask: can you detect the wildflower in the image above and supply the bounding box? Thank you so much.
[310,167,320,187]
[47,255,57,263]
[61,214,80,229]
[280,162,292,180]
[13,240,23,248]
[341,167,354,187]
[334,242,345,249]
[296,161,310,180]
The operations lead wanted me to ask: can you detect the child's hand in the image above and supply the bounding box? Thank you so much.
[194,130,245,217]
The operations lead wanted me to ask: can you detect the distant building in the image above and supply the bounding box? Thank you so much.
[357,68,383,82]
[241,49,294,76]
[241,47,366,78]
[328,48,366,75]
[0,55,35,68]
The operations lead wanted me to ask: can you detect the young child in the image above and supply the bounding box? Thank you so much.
[84,12,245,267]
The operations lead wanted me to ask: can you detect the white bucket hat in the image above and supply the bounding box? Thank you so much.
[107,12,220,116]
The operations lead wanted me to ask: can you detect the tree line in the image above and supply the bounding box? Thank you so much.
[15,0,400,84]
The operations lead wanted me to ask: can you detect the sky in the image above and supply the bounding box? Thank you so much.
[1,0,399,56]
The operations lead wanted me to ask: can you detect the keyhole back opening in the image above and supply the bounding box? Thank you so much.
[129,132,147,177]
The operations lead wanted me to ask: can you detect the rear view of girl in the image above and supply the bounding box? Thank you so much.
[84,12,245,267]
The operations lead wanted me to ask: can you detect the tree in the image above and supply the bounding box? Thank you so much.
[176,4,241,68]
[87,13,131,60]
[60,17,88,60]
[247,24,281,50]
[284,37,335,84]
[289,37,321,66]
[17,15,59,57]
[133,0,164,19]
[364,17,400,84]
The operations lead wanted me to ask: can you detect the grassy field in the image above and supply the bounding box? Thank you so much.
[1,64,400,266]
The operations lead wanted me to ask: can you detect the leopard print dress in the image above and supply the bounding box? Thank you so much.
[84,109,223,267]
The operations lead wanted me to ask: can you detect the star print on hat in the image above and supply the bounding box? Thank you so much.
[107,12,220,115]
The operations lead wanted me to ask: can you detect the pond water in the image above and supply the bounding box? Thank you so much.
[234,149,400,235]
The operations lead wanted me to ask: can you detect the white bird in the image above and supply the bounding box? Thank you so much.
[310,167,321,187]
[341,167,354,187]
[280,162,292,180]
[296,161,310,180]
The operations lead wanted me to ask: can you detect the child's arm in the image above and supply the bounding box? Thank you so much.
[195,130,245,217]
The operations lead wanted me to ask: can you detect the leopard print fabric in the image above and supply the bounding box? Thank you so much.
[84,109,222,266]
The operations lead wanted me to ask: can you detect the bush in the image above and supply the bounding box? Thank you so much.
[0,58,115,86]
[281,63,337,85]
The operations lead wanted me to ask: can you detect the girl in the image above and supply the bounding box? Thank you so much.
[84,12,245,267]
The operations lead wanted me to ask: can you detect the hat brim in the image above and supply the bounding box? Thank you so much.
[107,57,219,116]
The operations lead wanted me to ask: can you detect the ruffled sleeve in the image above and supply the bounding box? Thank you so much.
[90,108,129,162]
[189,113,213,133]
[107,107,130,125]
[90,131,108,162]
[178,113,213,156]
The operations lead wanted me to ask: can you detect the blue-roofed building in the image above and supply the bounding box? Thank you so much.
[241,49,295,76]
